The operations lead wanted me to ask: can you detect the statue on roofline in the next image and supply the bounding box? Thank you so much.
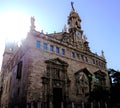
[83,35,87,42]
[62,24,67,32]
[101,50,105,58]
[30,16,35,31]
[71,1,75,11]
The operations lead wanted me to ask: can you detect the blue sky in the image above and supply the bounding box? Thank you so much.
[0,0,120,70]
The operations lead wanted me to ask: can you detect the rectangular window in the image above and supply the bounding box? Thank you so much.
[77,53,81,59]
[16,61,23,79]
[43,43,48,50]
[96,60,98,65]
[36,40,40,48]
[99,61,101,66]
[92,59,95,64]
[56,47,59,54]
[71,52,75,58]
[61,49,65,55]
[84,57,88,62]
[81,55,84,61]
[50,45,54,52]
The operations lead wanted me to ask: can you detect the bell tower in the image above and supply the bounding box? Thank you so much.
[68,2,83,37]
[66,2,84,47]
[2,40,18,67]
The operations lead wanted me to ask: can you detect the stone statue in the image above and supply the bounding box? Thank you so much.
[62,24,67,32]
[83,35,87,42]
[30,16,35,30]
[71,2,75,11]
[101,50,105,58]
[31,16,35,25]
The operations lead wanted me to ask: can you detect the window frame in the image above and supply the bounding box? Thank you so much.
[36,40,41,48]
[43,43,48,50]
[16,61,23,79]
[61,48,65,55]
[71,52,75,58]
[50,45,54,52]
[56,47,60,54]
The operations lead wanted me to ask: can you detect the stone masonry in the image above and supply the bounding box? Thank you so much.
[0,3,110,108]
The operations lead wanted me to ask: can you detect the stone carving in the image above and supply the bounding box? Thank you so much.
[101,50,105,58]
[77,72,89,94]
[83,35,87,42]
[71,2,75,11]
[62,24,67,32]
[30,16,35,30]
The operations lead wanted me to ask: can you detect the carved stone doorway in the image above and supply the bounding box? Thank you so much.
[42,58,71,108]
[53,88,62,108]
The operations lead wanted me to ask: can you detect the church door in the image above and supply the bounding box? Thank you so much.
[53,88,62,108]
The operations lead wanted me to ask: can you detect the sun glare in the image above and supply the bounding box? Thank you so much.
[0,10,30,42]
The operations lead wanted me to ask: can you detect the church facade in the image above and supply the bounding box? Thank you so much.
[0,3,110,108]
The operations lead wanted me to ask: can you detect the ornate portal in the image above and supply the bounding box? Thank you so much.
[42,58,70,108]
[75,68,92,96]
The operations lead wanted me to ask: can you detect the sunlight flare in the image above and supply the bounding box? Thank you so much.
[0,10,30,42]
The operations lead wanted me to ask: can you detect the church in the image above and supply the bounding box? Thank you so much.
[0,2,110,108]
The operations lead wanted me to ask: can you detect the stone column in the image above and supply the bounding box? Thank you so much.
[37,102,41,108]
[49,101,53,108]
[82,102,84,108]
[72,102,74,108]
[91,102,93,108]
[49,63,53,108]
[26,103,29,108]
[31,102,34,108]
[98,102,100,108]
[105,102,107,108]
[61,102,64,108]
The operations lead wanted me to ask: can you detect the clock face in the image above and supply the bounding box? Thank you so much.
[76,31,81,36]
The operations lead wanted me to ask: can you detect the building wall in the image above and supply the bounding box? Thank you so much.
[0,31,110,108]
[0,7,110,108]
[23,32,110,104]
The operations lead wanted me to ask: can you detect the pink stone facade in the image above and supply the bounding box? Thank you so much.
[0,4,110,108]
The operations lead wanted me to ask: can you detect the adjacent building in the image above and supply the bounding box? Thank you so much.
[0,3,110,108]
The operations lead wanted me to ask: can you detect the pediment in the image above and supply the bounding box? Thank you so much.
[94,70,106,77]
[75,68,92,81]
[75,68,92,94]
[75,68,92,75]
[45,57,68,67]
